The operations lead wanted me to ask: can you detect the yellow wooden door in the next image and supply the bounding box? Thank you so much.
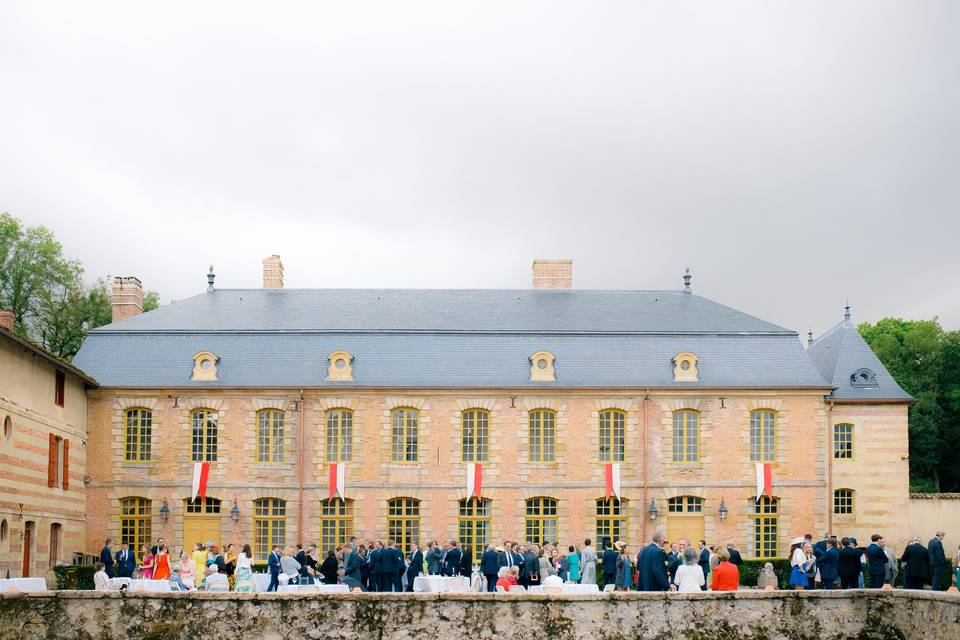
[666,516,704,545]
[183,516,222,550]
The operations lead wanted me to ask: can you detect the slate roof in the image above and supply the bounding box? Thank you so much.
[74,288,832,389]
[807,314,912,401]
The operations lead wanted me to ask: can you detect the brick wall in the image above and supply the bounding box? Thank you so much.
[82,388,879,561]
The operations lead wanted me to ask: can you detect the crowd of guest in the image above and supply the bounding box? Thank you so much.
[92,528,959,593]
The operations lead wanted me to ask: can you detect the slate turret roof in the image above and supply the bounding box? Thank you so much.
[807,309,912,402]
[74,288,836,390]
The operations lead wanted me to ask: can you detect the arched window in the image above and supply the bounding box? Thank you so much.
[257,409,284,463]
[528,409,556,463]
[833,424,853,460]
[458,497,491,551]
[326,409,353,462]
[461,409,489,462]
[391,409,419,463]
[319,498,353,553]
[595,498,626,545]
[387,497,420,554]
[749,410,776,462]
[253,498,286,559]
[120,497,151,552]
[185,497,221,514]
[598,410,625,462]
[191,409,218,462]
[672,410,699,463]
[749,496,779,559]
[834,489,854,515]
[525,497,558,544]
[667,496,703,513]
[124,408,152,462]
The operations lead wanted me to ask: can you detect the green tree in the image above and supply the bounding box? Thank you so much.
[859,318,960,491]
[0,213,160,360]
[0,213,82,333]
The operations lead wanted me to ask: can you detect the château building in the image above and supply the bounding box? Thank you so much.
[72,258,912,562]
[0,311,96,578]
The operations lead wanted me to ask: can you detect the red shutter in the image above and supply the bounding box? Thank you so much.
[47,433,56,487]
[62,439,70,491]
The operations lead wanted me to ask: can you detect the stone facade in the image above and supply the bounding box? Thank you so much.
[83,385,911,559]
[2,590,959,640]
[0,330,92,580]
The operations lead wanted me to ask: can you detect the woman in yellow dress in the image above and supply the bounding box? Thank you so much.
[191,543,208,588]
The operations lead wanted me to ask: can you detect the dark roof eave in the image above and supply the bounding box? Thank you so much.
[827,396,915,405]
[1,328,99,387]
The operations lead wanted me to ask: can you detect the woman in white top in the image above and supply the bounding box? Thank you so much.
[673,547,705,593]
[234,544,255,592]
[93,562,110,591]
[788,537,809,590]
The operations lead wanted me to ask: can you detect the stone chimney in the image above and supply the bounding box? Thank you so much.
[532,259,573,289]
[111,276,144,323]
[263,255,284,289]
[0,309,13,332]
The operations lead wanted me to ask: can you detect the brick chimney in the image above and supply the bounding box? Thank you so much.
[111,276,144,323]
[0,309,13,332]
[263,255,284,289]
[532,259,573,289]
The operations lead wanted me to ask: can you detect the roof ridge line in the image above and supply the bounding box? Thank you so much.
[88,329,800,337]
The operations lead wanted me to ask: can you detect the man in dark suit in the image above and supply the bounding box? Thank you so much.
[369,541,383,592]
[928,531,947,590]
[405,542,424,591]
[901,537,929,590]
[150,537,165,556]
[838,537,864,589]
[865,534,888,588]
[426,541,443,575]
[697,540,710,590]
[522,545,540,587]
[482,544,500,592]
[114,542,136,578]
[267,545,282,592]
[637,533,670,591]
[342,544,363,584]
[444,541,462,578]
[601,541,618,589]
[498,542,520,571]
[725,542,743,567]
[382,539,404,592]
[817,539,840,589]
[99,539,115,578]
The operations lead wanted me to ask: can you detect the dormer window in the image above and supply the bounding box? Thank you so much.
[191,351,219,381]
[529,351,556,382]
[327,350,354,381]
[850,368,878,388]
[672,352,698,382]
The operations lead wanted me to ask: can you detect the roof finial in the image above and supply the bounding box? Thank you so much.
[844,301,851,321]
[207,265,216,293]
[808,327,814,346]
[682,267,692,294]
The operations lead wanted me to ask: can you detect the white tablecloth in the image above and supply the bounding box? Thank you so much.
[0,578,47,592]
[126,579,171,592]
[253,574,272,592]
[528,583,600,594]
[107,578,130,590]
[413,576,472,593]
[277,584,350,594]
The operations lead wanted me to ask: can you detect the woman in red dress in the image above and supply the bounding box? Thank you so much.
[152,545,171,581]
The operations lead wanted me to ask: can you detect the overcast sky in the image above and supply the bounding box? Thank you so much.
[2,2,958,336]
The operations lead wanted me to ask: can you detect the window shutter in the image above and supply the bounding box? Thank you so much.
[62,439,70,491]
[47,433,56,488]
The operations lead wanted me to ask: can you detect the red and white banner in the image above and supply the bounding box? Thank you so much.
[466,463,483,498]
[191,462,210,502]
[755,463,772,501]
[605,463,621,500]
[328,462,345,500]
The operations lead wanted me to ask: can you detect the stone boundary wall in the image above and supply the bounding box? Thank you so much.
[2,590,959,640]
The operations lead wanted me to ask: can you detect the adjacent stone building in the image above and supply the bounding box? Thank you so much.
[72,259,913,562]
[0,312,97,579]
